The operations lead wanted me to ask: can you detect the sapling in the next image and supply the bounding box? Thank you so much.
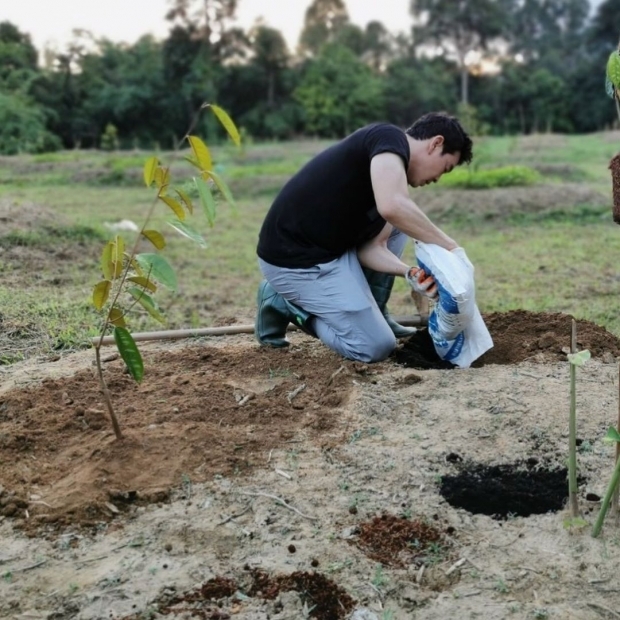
[91,104,240,439]
[592,426,620,537]
[567,319,591,519]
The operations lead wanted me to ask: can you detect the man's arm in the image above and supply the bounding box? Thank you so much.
[370,152,458,251]
[357,222,410,275]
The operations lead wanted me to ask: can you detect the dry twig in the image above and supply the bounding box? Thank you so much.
[239,491,316,521]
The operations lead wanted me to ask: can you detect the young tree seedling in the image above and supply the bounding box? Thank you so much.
[567,319,590,519]
[592,425,620,538]
[91,104,240,439]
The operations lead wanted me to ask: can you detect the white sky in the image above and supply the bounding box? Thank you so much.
[2,0,417,53]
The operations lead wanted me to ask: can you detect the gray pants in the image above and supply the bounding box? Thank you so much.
[259,229,408,363]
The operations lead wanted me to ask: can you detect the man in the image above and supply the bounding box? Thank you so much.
[255,112,473,363]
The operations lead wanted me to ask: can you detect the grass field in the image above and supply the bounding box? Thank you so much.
[0,131,618,364]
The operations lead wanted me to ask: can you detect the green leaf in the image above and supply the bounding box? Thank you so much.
[143,156,159,187]
[159,195,186,221]
[113,326,144,382]
[188,136,213,173]
[141,229,166,250]
[92,280,111,310]
[168,219,208,248]
[567,350,591,366]
[562,516,588,530]
[135,253,178,291]
[209,104,241,146]
[128,287,166,323]
[195,176,217,227]
[207,170,236,210]
[603,426,620,444]
[607,51,620,90]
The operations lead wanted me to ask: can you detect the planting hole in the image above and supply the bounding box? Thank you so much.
[440,462,571,519]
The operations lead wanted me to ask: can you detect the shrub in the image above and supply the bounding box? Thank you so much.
[438,166,541,189]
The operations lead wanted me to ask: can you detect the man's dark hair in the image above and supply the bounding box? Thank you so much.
[405,112,473,166]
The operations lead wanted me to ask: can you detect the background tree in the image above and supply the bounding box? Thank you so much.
[410,0,510,105]
[294,42,384,136]
[298,0,350,57]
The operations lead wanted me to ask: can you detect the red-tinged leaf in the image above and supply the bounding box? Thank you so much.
[113,326,144,382]
[92,280,111,310]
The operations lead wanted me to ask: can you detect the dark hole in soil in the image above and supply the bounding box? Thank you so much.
[440,462,571,519]
[354,513,448,567]
[120,570,355,620]
[392,329,455,370]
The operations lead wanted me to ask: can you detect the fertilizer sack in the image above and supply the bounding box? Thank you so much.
[414,242,493,368]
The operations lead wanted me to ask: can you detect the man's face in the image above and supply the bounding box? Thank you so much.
[409,136,461,188]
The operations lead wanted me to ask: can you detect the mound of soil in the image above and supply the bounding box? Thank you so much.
[394,310,620,369]
[0,343,368,531]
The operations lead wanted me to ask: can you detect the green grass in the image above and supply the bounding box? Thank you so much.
[0,131,618,363]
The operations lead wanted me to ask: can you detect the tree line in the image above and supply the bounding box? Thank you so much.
[1,0,618,154]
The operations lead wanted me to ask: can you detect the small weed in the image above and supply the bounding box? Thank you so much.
[325,559,353,573]
[268,367,292,378]
[494,578,510,594]
[68,582,79,594]
[424,541,446,565]
[382,610,395,620]
[286,449,299,469]
[2,571,12,583]
[533,608,549,619]
[371,564,389,589]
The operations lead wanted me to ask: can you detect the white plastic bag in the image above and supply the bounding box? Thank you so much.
[414,241,493,368]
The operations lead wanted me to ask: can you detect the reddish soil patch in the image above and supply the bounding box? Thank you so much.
[119,569,355,620]
[0,343,370,532]
[354,513,448,568]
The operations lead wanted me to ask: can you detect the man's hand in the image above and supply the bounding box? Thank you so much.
[406,267,438,300]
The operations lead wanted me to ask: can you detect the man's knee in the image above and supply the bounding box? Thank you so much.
[339,328,396,363]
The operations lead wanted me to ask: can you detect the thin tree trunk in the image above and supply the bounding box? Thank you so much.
[460,66,469,106]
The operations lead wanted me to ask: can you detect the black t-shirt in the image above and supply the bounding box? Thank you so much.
[257,123,410,268]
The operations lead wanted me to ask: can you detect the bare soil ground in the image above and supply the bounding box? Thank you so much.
[2,179,620,619]
[2,313,620,620]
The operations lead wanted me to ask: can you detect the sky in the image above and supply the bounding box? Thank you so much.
[3,0,420,54]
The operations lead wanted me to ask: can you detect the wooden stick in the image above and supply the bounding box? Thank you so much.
[568,319,580,518]
[91,315,427,346]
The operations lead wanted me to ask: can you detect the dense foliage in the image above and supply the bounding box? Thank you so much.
[1,0,618,153]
